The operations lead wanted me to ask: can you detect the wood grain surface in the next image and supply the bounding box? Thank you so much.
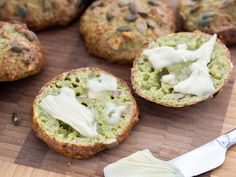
[0,0,236,176]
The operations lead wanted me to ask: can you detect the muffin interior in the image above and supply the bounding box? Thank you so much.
[133,33,231,106]
[34,69,134,145]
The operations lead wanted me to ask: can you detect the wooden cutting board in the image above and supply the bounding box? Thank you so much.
[0,0,236,176]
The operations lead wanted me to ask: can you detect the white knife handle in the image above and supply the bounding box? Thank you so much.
[217,128,236,149]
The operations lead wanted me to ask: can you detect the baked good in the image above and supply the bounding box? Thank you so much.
[179,0,236,45]
[0,21,44,82]
[0,0,93,31]
[32,68,139,159]
[131,31,233,107]
[80,0,175,64]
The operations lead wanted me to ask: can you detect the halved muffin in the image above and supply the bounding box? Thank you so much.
[131,31,233,107]
[32,68,139,158]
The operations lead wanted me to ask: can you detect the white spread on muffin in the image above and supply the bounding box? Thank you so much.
[143,34,217,97]
[88,74,118,92]
[174,66,215,97]
[104,149,184,177]
[39,87,98,137]
[105,102,127,124]
[177,43,188,50]
[162,74,177,86]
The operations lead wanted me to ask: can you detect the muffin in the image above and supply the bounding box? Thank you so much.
[0,21,44,82]
[80,0,175,64]
[32,68,139,159]
[131,31,233,107]
[179,0,236,45]
[0,0,93,31]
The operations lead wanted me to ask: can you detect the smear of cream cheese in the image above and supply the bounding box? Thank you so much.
[174,66,215,96]
[177,43,188,50]
[39,87,98,137]
[87,74,118,92]
[104,149,184,177]
[105,102,126,124]
[143,34,217,97]
[162,74,176,86]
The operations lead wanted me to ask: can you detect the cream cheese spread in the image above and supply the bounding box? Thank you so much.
[39,87,98,137]
[162,74,176,86]
[87,74,118,92]
[174,66,215,97]
[143,34,217,97]
[104,149,184,177]
[105,102,126,124]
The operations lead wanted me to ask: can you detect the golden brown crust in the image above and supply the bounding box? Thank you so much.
[131,31,233,108]
[32,67,139,159]
[0,21,44,82]
[80,0,176,64]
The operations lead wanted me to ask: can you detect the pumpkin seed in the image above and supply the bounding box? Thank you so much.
[198,12,215,27]
[198,17,213,27]
[17,5,28,18]
[25,31,38,42]
[202,11,215,18]
[129,2,137,14]
[136,18,147,34]
[0,0,6,7]
[117,24,131,32]
[137,8,149,17]
[146,18,157,28]
[124,14,137,22]
[148,0,161,6]
[91,1,103,8]
[11,41,24,53]
[106,12,114,22]
[118,0,129,7]
[12,113,21,126]
[190,4,200,13]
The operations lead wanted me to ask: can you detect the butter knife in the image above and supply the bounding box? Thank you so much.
[170,128,236,177]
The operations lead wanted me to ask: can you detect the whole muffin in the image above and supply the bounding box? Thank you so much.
[0,21,44,82]
[179,0,236,45]
[80,0,176,64]
[0,0,93,31]
[32,68,139,158]
[131,31,233,107]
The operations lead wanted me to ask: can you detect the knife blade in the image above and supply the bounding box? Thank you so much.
[170,128,236,177]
